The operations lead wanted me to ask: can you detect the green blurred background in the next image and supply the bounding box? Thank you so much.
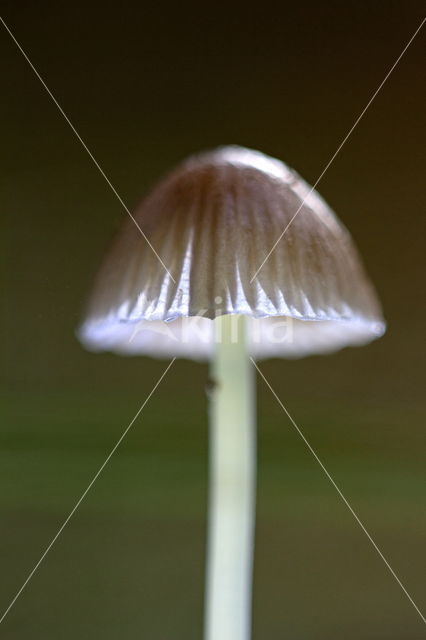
[1,2,425,638]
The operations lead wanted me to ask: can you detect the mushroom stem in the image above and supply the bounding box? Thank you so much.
[205,314,256,640]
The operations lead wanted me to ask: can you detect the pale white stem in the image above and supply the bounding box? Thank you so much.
[204,314,256,640]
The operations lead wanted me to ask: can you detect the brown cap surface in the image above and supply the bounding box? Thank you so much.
[79,146,385,360]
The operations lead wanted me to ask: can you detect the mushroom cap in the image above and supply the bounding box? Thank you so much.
[78,146,385,360]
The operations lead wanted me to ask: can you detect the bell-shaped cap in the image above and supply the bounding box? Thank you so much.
[78,146,385,360]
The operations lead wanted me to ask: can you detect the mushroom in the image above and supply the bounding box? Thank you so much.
[78,146,385,640]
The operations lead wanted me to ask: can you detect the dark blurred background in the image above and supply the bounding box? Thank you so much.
[1,2,425,638]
